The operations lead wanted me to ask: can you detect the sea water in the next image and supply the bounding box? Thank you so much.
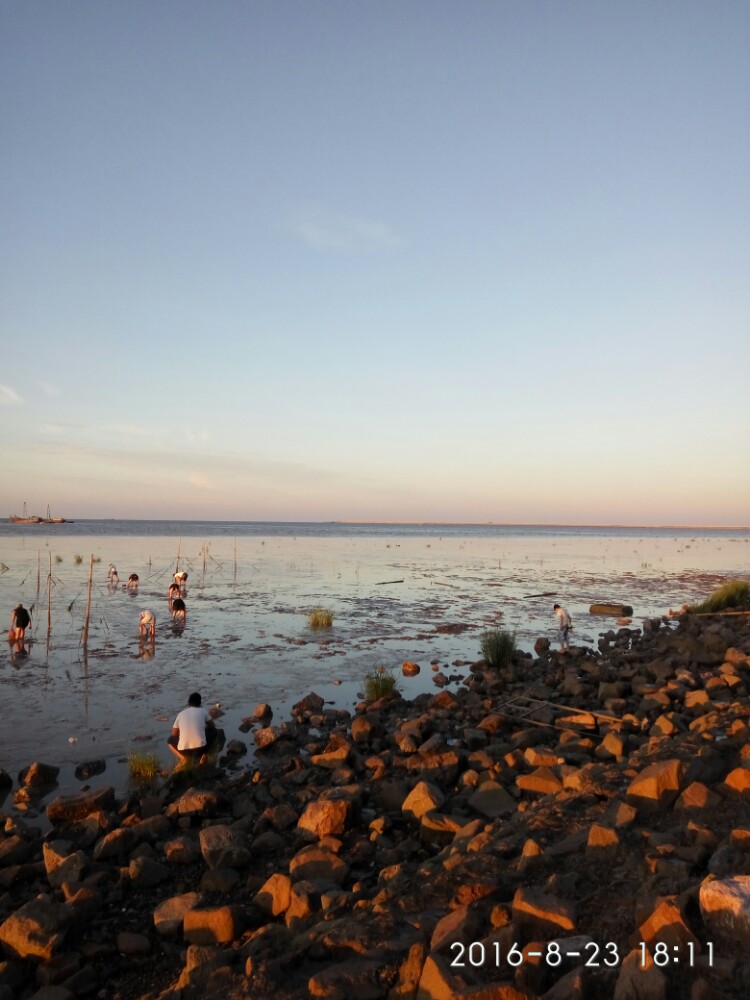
[0,521,748,799]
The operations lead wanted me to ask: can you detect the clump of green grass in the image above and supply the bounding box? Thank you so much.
[127,751,161,781]
[363,665,399,702]
[687,579,750,614]
[74,553,83,565]
[308,606,334,628]
[480,629,518,669]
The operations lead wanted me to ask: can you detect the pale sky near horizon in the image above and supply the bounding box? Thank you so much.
[1,1,748,525]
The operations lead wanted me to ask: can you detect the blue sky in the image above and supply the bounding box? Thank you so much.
[1,1,748,524]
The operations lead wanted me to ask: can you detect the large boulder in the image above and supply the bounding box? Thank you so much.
[199,825,251,870]
[700,875,750,945]
[297,799,350,839]
[0,896,69,960]
[626,759,683,813]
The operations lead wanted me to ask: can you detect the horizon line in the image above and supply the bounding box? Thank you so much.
[11,516,750,530]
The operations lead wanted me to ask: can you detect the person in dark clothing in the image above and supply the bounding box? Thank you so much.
[9,603,31,641]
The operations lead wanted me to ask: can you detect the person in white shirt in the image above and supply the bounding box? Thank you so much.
[139,609,156,638]
[167,691,216,763]
[553,603,572,650]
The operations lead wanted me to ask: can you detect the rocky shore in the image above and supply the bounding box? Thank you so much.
[2,609,750,1000]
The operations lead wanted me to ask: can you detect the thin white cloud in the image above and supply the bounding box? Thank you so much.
[187,473,216,490]
[0,384,23,406]
[36,379,60,397]
[292,204,401,252]
[39,423,64,434]
[106,424,150,437]
[186,428,209,445]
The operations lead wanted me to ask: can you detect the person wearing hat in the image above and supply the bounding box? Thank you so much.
[9,603,31,641]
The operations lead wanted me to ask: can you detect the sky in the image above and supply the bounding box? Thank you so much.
[1,1,748,525]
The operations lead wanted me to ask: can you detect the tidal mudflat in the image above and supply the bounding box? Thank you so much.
[1,526,747,796]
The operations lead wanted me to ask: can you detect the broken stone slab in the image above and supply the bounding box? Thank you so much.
[512,886,577,939]
[310,744,351,769]
[18,762,60,788]
[153,892,202,937]
[199,825,251,870]
[298,799,350,839]
[700,875,750,945]
[47,787,115,824]
[516,766,563,796]
[419,810,472,846]
[183,905,244,946]
[467,781,516,819]
[92,826,138,861]
[0,896,70,960]
[587,824,619,851]
[639,897,700,951]
[164,835,202,864]
[73,759,106,781]
[42,846,88,890]
[625,759,683,813]
[430,903,482,954]
[253,726,285,749]
[308,957,390,999]
[116,931,151,956]
[289,845,349,885]
[292,692,325,720]
[128,856,170,887]
[254,873,292,917]
[401,781,446,821]
[351,714,381,745]
[613,946,667,1000]
[721,767,750,797]
[0,836,32,867]
[590,603,634,616]
[169,787,224,817]
[674,781,722,812]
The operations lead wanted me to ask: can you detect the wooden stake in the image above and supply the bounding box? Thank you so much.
[47,551,52,638]
[83,554,94,648]
[37,550,41,599]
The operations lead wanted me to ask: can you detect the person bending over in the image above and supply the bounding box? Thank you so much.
[171,597,186,620]
[139,609,156,638]
[9,603,31,641]
[167,692,216,764]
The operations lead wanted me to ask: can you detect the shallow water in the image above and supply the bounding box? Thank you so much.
[1,523,748,807]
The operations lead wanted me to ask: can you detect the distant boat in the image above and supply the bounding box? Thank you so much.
[9,502,43,524]
[8,502,70,524]
[44,505,68,524]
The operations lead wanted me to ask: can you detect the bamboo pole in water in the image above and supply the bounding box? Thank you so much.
[83,554,94,648]
[175,538,181,573]
[47,552,52,638]
[233,538,237,585]
[36,550,41,599]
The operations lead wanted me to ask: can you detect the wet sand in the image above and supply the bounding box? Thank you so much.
[1,530,748,802]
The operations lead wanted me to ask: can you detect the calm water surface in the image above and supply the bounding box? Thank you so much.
[1,521,748,805]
